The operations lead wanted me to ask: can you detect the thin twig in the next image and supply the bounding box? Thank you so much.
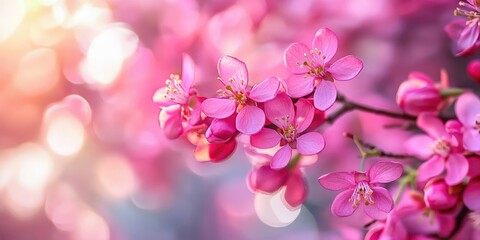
[343,132,416,159]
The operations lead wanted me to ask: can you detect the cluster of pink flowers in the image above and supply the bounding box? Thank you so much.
[154,24,480,238]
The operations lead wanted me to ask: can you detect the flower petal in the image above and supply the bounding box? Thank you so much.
[195,139,237,162]
[417,112,449,140]
[248,165,288,193]
[416,155,445,184]
[284,171,307,208]
[313,80,337,111]
[445,153,469,185]
[284,42,314,74]
[331,189,356,217]
[464,180,480,212]
[250,128,281,149]
[294,99,315,133]
[455,92,480,127]
[464,129,480,152]
[217,55,248,91]
[284,74,315,98]
[205,115,236,143]
[368,161,403,184]
[328,55,363,81]
[318,172,355,191]
[456,21,480,55]
[159,105,183,139]
[404,135,435,159]
[248,76,280,102]
[236,105,265,135]
[264,93,295,129]
[296,131,325,155]
[181,53,195,90]
[363,187,394,220]
[312,27,338,64]
[153,87,175,107]
[271,145,292,169]
[201,98,235,119]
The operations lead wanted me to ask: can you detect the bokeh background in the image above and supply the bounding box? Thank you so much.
[0,0,478,239]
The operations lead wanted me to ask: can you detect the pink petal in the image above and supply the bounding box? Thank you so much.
[455,92,480,127]
[153,87,175,107]
[331,189,356,217]
[404,135,434,159]
[294,99,315,133]
[284,74,315,98]
[368,161,403,184]
[296,132,325,155]
[318,172,355,190]
[217,55,248,91]
[205,116,236,143]
[313,80,337,111]
[159,105,183,139]
[248,76,280,102]
[363,187,393,220]
[464,180,480,212]
[408,71,435,84]
[271,145,292,169]
[445,153,469,185]
[312,27,338,64]
[456,22,480,55]
[284,171,307,208]
[417,112,449,140]
[195,139,237,163]
[328,55,363,81]
[236,105,265,135]
[201,98,235,118]
[284,42,314,74]
[248,165,288,193]
[416,155,445,184]
[264,93,295,129]
[181,53,195,90]
[250,128,281,149]
[464,129,480,152]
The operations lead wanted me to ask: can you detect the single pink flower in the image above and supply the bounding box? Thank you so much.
[445,1,480,56]
[153,54,201,139]
[248,163,307,208]
[405,112,469,185]
[423,178,459,211]
[318,161,403,219]
[201,56,280,135]
[250,93,325,169]
[455,92,480,152]
[283,27,363,111]
[396,72,443,115]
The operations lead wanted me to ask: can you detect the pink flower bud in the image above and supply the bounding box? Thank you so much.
[467,59,480,84]
[396,72,442,115]
[248,164,289,193]
[424,179,459,211]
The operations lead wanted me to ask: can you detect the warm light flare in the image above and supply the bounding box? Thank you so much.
[46,112,85,156]
[0,0,26,43]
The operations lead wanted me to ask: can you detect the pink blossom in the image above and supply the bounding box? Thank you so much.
[396,72,443,115]
[405,112,469,185]
[318,161,403,219]
[248,163,307,208]
[283,27,363,111]
[423,178,459,211]
[455,92,480,152]
[201,56,280,135]
[187,126,237,163]
[153,54,201,139]
[445,1,480,56]
[250,93,325,169]
[464,156,480,212]
[467,59,480,83]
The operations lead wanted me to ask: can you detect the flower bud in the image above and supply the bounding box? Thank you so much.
[248,164,289,193]
[467,59,480,84]
[424,179,459,211]
[396,72,442,115]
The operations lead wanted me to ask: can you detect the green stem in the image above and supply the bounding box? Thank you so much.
[440,88,465,98]
[287,154,301,169]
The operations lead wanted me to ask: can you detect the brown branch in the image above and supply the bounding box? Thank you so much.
[343,132,415,159]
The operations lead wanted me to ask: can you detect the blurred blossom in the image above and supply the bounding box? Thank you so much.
[0,0,26,43]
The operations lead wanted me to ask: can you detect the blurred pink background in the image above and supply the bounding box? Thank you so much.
[0,0,477,239]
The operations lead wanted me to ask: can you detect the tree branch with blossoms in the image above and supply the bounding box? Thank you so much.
[154,17,480,238]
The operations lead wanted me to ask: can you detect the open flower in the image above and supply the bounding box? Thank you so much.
[405,112,469,185]
[153,54,201,139]
[445,0,480,56]
[283,27,363,111]
[318,161,403,219]
[250,93,325,169]
[455,92,480,152]
[202,56,280,135]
